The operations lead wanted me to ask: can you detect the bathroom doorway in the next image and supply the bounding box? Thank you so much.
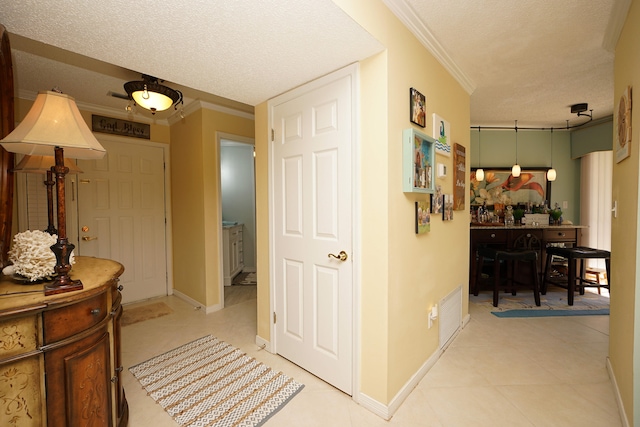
[220,135,256,307]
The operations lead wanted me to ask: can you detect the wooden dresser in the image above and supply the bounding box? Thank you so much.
[0,256,128,426]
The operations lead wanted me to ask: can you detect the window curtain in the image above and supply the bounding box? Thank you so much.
[580,150,612,271]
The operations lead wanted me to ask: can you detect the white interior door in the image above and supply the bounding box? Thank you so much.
[271,67,354,395]
[77,138,167,304]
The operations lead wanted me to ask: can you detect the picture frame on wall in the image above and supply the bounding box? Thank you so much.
[402,128,436,193]
[431,185,443,214]
[410,87,426,127]
[415,200,431,234]
[443,194,454,221]
[470,168,551,207]
[616,85,632,163]
[432,113,451,156]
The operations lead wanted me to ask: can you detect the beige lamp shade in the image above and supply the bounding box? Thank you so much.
[12,155,83,174]
[0,90,106,159]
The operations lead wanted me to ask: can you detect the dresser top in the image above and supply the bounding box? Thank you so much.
[0,256,123,313]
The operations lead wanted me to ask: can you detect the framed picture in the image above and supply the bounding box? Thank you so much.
[470,168,551,207]
[443,194,454,221]
[431,185,443,214]
[616,85,632,163]
[403,128,436,193]
[415,200,431,234]
[432,113,451,156]
[452,143,466,211]
[410,88,426,127]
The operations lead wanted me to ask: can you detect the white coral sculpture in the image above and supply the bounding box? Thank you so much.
[6,230,73,281]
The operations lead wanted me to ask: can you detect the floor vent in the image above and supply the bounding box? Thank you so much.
[439,286,462,349]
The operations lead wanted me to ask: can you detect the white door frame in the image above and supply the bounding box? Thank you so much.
[267,63,361,400]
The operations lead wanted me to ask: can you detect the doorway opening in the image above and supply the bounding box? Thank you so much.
[219,134,256,308]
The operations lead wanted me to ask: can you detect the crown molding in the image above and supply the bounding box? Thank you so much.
[602,0,631,52]
[382,0,476,95]
[168,99,255,125]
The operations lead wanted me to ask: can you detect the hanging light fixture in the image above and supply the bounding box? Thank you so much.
[511,120,521,177]
[475,126,484,181]
[547,128,557,181]
[124,74,183,114]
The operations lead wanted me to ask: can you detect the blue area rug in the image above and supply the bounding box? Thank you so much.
[492,308,609,318]
[471,286,610,318]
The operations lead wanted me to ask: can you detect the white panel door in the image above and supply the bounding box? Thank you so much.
[77,139,167,304]
[272,68,353,394]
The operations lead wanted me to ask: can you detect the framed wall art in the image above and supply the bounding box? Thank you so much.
[415,200,431,234]
[470,168,551,207]
[431,185,443,215]
[403,128,436,193]
[443,194,454,221]
[432,113,451,156]
[410,87,426,127]
[453,143,466,210]
[616,85,632,163]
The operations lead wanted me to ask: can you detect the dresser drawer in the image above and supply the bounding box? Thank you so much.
[43,291,107,344]
[543,228,577,242]
[471,229,508,244]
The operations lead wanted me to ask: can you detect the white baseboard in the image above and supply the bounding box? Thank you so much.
[172,289,222,313]
[356,347,444,420]
[462,313,471,327]
[606,356,630,427]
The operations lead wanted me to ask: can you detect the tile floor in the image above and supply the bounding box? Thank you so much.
[121,287,623,427]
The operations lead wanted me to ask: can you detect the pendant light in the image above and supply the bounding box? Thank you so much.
[475,126,484,181]
[511,120,521,177]
[547,128,557,181]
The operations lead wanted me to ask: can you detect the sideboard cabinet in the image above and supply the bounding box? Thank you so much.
[223,224,244,285]
[470,225,583,291]
[0,257,128,426]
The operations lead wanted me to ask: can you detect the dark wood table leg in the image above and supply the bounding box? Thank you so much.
[568,256,575,306]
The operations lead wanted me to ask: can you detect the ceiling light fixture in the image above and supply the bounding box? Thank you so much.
[511,120,521,178]
[475,126,484,181]
[124,74,183,115]
[547,128,557,182]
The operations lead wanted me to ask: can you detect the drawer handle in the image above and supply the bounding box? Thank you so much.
[490,233,495,238]
[117,284,124,291]
[526,233,531,237]
[115,366,123,373]
[111,376,118,383]
[91,308,101,316]
[557,232,566,237]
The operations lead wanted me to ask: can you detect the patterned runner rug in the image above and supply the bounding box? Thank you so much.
[129,335,303,427]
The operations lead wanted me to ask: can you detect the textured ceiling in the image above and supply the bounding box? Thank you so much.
[0,0,631,128]
[0,0,384,119]
[386,0,629,128]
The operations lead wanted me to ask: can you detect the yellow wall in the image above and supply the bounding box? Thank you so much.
[170,107,254,307]
[255,0,470,405]
[611,1,639,424]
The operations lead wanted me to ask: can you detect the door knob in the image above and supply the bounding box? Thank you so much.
[82,236,98,241]
[328,251,348,261]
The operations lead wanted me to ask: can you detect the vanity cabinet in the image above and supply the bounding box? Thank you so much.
[0,257,128,427]
[223,224,244,285]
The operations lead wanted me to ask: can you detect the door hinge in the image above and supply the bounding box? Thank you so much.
[271,129,274,142]
[273,312,276,324]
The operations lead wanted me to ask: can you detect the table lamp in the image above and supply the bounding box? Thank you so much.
[0,90,106,295]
